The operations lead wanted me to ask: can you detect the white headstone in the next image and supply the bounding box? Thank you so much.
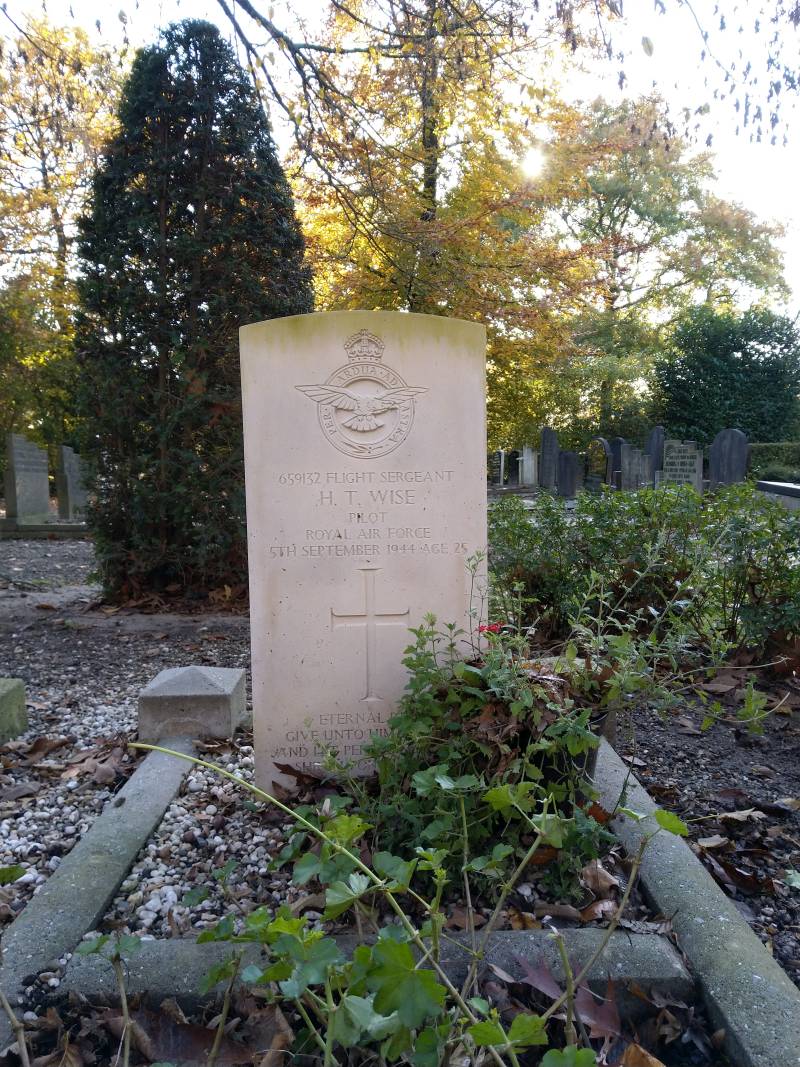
[240,312,487,788]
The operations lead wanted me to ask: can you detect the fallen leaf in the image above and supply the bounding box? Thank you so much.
[720,808,764,824]
[533,902,582,922]
[586,802,612,824]
[580,898,617,923]
[527,845,559,867]
[35,603,58,611]
[621,1044,667,1067]
[777,797,800,811]
[621,755,646,767]
[580,860,619,895]
[507,906,541,930]
[513,955,562,1001]
[0,781,40,801]
[446,906,487,930]
[19,737,69,764]
[676,716,701,735]
[241,1004,293,1064]
[575,979,620,1039]
[104,1008,252,1064]
[697,834,729,850]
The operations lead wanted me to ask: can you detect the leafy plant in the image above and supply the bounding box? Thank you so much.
[132,740,690,1066]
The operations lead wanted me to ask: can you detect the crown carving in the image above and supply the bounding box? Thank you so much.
[344,330,385,362]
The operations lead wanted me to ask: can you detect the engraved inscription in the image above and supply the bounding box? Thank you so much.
[331,566,409,700]
[296,330,427,458]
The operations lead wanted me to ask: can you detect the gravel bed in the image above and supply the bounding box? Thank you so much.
[99,736,297,939]
[0,541,251,944]
[0,538,95,589]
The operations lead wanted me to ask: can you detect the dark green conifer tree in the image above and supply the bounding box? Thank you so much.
[76,19,312,597]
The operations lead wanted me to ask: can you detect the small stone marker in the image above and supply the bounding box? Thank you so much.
[709,428,749,488]
[539,427,559,490]
[0,679,27,743]
[659,439,704,493]
[556,450,583,498]
[645,425,666,485]
[519,445,538,487]
[240,312,486,787]
[4,433,50,524]
[55,445,88,521]
[138,666,246,742]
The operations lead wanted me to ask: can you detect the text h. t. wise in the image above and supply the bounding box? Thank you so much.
[240,311,486,789]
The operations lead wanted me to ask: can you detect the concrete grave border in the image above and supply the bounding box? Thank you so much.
[593,740,800,1067]
[0,738,195,1049]
[3,730,800,1066]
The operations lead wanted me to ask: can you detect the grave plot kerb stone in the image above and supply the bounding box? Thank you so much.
[240,311,487,790]
[138,665,247,742]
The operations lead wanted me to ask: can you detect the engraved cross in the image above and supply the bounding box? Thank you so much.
[331,567,409,702]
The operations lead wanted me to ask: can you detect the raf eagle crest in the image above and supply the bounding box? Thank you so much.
[296,330,427,458]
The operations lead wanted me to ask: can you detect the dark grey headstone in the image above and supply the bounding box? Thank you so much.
[55,446,88,522]
[4,433,50,523]
[488,451,503,486]
[610,437,628,490]
[645,426,666,484]
[539,428,559,490]
[506,450,521,486]
[557,450,583,498]
[709,428,749,489]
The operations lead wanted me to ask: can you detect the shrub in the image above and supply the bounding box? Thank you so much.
[76,20,313,598]
[750,441,800,483]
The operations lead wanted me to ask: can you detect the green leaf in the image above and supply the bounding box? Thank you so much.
[332,994,400,1047]
[115,934,142,956]
[410,1025,443,1067]
[324,872,372,919]
[0,866,25,886]
[196,914,235,943]
[198,956,238,996]
[327,813,371,845]
[76,935,110,956]
[785,869,800,888]
[373,852,417,891]
[183,886,209,907]
[541,1047,597,1067]
[213,858,237,884]
[467,1019,506,1046]
[366,940,446,1028]
[508,1013,548,1047]
[468,996,490,1015]
[278,936,344,997]
[654,808,689,836]
[240,964,264,984]
[292,852,322,886]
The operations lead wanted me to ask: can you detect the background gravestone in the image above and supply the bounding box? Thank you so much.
[539,427,559,490]
[519,445,538,487]
[506,449,520,486]
[487,451,503,486]
[240,312,486,788]
[556,450,583,498]
[659,439,704,493]
[585,437,611,493]
[610,437,627,490]
[4,434,50,524]
[645,425,666,485]
[620,447,651,491]
[709,428,749,489]
[55,446,88,522]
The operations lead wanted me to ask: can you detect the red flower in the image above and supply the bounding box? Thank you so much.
[478,623,502,633]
